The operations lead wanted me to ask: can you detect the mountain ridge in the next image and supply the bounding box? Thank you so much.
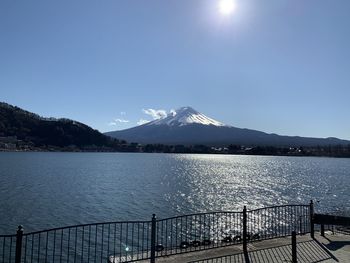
[106,107,350,147]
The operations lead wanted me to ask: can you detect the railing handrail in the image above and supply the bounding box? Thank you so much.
[156,211,243,222]
[248,204,309,212]
[157,204,309,221]
[12,220,151,237]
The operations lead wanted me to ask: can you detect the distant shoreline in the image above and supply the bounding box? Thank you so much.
[1,148,349,159]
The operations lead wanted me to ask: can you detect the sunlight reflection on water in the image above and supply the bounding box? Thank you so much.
[162,154,349,215]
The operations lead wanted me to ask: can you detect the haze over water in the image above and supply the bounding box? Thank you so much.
[0,152,349,234]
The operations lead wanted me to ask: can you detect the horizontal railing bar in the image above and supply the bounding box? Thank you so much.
[248,204,309,212]
[22,220,152,236]
[156,211,243,222]
[157,205,308,221]
[314,213,350,226]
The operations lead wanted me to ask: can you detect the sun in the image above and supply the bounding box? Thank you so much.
[218,0,236,16]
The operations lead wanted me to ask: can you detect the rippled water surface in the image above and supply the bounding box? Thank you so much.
[0,152,349,234]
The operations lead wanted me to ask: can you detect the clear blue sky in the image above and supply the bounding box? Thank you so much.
[1,0,349,139]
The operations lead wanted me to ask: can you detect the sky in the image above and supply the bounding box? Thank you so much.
[1,0,349,140]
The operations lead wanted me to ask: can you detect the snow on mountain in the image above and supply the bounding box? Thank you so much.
[147,107,227,127]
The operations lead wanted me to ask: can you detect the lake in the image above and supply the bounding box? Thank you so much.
[0,152,349,234]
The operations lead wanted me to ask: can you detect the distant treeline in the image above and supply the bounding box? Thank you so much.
[135,143,350,158]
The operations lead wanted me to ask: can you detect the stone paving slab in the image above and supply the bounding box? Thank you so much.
[138,232,350,263]
[190,240,333,263]
[315,231,350,263]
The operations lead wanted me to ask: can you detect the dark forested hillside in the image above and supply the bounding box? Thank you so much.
[0,102,126,151]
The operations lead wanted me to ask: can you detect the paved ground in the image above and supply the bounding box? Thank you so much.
[139,232,350,263]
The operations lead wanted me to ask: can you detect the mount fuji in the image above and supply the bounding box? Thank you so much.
[105,107,349,147]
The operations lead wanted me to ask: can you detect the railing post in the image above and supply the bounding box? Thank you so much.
[150,214,156,263]
[309,200,314,238]
[292,230,297,263]
[243,206,248,260]
[321,224,325,237]
[15,225,23,263]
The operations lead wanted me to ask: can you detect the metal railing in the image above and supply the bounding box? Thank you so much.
[247,204,310,240]
[313,213,350,237]
[0,203,312,263]
[155,211,243,257]
[0,233,16,263]
[1,221,153,263]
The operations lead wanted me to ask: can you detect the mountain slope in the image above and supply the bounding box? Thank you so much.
[106,107,350,147]
[0,102,122,150]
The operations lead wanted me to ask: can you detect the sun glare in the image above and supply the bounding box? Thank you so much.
[219,0,236,16]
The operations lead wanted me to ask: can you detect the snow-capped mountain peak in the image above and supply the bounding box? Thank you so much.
[148,107,227,127]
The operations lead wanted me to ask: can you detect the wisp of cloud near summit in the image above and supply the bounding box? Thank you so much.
[137,108,168,126]
[142,109,167,120]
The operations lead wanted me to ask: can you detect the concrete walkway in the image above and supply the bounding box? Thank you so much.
[142,232,350,263]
